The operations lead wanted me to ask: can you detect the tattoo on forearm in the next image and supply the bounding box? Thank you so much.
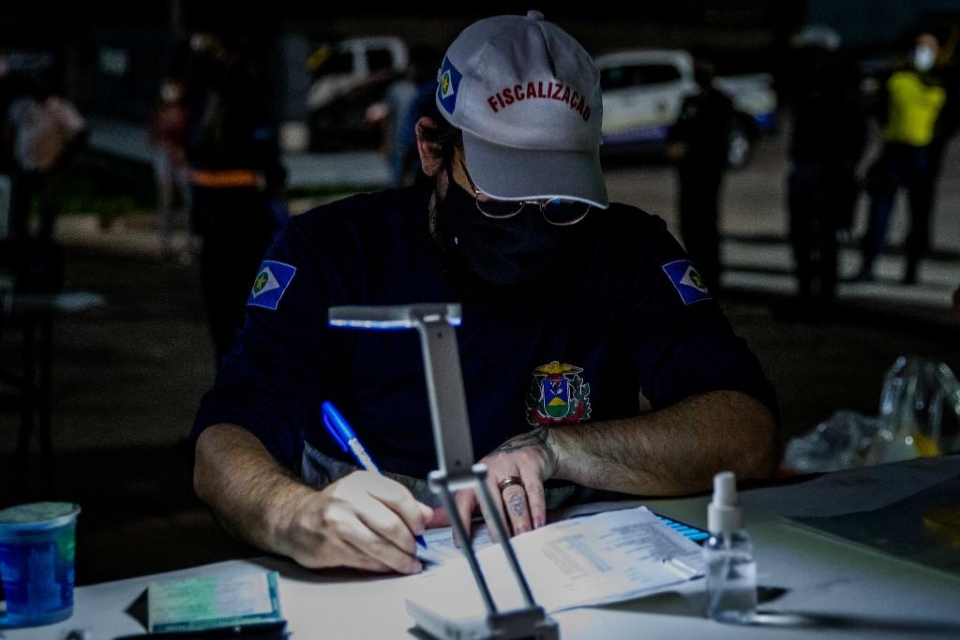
[496,428,548,453]
[493,428,558,478]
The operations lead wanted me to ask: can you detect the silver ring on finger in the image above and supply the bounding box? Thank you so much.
[497,475,523,493]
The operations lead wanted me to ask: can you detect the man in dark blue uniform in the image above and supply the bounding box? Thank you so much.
[191,11,780,575]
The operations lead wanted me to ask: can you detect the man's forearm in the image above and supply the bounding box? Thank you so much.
[548,390,779,496]
[194,423,314,558]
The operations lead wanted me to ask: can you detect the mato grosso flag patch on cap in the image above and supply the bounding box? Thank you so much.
[437,56,463,117]
[248,260,296,310]
[662,259,712,305]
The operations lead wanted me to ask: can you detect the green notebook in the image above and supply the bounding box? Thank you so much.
[147,570,283,633]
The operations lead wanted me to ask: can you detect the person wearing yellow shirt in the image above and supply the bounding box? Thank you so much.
[854,31,946,284]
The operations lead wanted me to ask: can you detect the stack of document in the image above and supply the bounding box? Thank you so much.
[406,506,704,638]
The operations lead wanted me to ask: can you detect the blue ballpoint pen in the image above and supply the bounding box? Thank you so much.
[321,401,427,549]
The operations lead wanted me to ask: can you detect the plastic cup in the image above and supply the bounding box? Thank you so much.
[0,502,81,628]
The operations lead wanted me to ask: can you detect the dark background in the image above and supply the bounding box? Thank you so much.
[0,1,958,585]
[4,1,959,123]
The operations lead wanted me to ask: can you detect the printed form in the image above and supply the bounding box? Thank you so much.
[406,506,705,633]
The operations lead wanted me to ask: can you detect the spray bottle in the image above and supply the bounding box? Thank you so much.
[704,470,757,623]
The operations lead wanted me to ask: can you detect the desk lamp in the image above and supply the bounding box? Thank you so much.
[329,303,559,640]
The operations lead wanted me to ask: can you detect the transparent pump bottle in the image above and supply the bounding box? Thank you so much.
[704,471,757,623]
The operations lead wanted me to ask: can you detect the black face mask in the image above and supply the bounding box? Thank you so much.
[434,178,580,285]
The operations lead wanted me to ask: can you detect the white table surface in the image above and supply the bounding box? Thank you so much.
[5,456,960,640]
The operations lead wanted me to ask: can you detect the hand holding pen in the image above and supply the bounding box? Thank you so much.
[322,401,428,550]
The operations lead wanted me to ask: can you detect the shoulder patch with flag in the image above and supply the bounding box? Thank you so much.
[662,259,712,305]
[248,260,296,310]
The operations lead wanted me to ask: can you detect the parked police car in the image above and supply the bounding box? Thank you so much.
[595,49,778,168]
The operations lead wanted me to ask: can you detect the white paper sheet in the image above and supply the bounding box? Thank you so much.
[405,506,705,637]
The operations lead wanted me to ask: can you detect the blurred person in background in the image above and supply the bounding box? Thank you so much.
[914,25,960,272]
[149,76,196,262]
[388,44,442,187]
[367,55,417,184]
[854,31,947,284]
[785,25,868,314]
[183,26,287,365]
[2,73,87,242]
[367,44,442,187]
[0,55,18,235]
[665,55,735,296]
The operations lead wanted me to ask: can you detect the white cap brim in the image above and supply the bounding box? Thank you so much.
[462,130,609,209]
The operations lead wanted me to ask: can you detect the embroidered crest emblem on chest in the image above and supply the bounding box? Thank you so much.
[526,361,592,426]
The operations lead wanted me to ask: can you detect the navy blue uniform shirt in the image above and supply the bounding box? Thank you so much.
[191,183,778,479]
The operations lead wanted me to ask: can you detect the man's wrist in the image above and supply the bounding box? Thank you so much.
[538,426,560,480]
[261,471,317,558]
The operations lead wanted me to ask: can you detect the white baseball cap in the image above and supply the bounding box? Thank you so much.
[436,10,609,209]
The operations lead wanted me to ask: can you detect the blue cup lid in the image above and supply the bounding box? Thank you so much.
[0,502,81,531]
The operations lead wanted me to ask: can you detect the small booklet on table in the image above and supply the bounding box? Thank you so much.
[147,569,284,634]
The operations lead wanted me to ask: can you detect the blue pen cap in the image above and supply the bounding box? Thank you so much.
[321,401,355,452]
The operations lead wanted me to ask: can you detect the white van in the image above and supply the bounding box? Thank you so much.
[304,36,410,151]
[306,36,409,111]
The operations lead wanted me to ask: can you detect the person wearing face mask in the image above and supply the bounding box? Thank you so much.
[854,31,947,284]
[189,11,779,576]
